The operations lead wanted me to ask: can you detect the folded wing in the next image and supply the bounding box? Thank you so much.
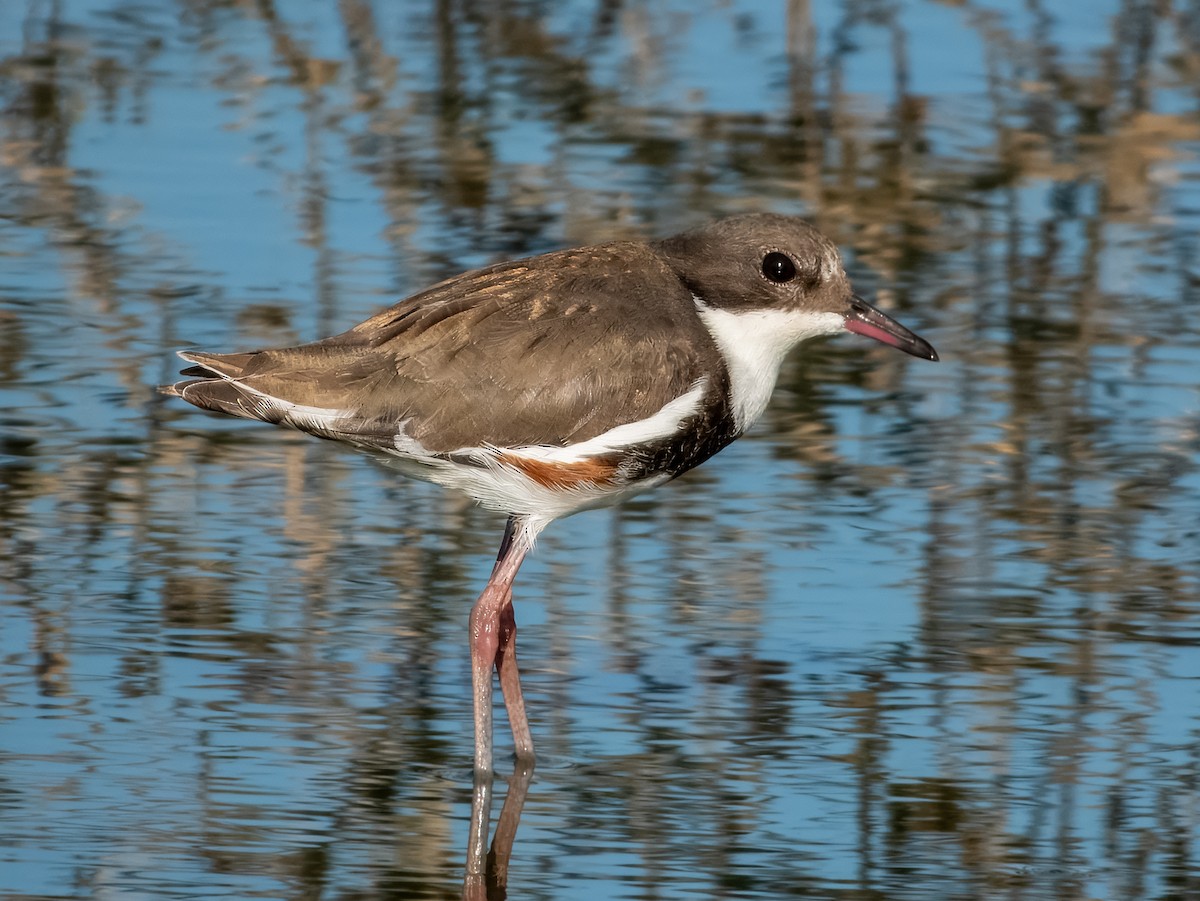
[162,242,718,456]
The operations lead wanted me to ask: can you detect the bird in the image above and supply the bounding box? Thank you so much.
[161,213,938,774]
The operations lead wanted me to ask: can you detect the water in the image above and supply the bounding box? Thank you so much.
[2,1,1199,898]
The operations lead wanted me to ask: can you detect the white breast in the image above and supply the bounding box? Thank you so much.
[694,297,844,432]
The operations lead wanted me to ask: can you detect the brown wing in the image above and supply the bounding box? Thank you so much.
[163,241,720,453]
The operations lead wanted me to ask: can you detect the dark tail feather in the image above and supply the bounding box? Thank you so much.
[160,376,283,424]
[159,351,282,424]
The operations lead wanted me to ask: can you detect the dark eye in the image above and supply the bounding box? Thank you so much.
[762,252,797,283]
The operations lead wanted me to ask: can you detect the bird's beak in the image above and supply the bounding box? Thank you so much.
[843,295,939,361]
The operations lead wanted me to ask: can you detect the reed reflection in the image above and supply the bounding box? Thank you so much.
[1,0,1198,898]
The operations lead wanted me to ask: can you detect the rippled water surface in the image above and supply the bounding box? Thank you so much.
[2,2,1199,899]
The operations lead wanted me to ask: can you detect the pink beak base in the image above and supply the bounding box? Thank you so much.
[844,295,938,362]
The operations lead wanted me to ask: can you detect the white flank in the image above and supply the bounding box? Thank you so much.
[506,376,709,464]
[377,448,672,535]
[377,378,711,531]
[694,297,844,432]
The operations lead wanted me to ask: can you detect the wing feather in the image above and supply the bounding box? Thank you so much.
[163,242,721,453]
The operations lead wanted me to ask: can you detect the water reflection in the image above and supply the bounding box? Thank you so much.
[2,0,1199,899]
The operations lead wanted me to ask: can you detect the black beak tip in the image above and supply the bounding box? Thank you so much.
[845,295,939,363]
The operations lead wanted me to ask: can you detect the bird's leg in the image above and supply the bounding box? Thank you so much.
[468,516,530,775]
[495,590,533,758]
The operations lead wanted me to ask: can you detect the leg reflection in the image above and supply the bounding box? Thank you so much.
[463,759,535,900]
[464,770,494,888]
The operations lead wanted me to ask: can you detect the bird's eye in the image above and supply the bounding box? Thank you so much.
[762,252,797,284]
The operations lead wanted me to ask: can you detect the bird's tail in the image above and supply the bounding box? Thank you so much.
[159,350,288,424]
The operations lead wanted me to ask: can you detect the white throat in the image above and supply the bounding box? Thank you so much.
[694,296,844,432]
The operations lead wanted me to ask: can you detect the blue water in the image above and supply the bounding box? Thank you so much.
[2,1,1199,898]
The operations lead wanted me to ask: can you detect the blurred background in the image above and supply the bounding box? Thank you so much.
[1,1,1198,898]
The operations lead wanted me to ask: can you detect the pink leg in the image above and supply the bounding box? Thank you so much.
[468,517,531,774]
[496,592,534,759]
